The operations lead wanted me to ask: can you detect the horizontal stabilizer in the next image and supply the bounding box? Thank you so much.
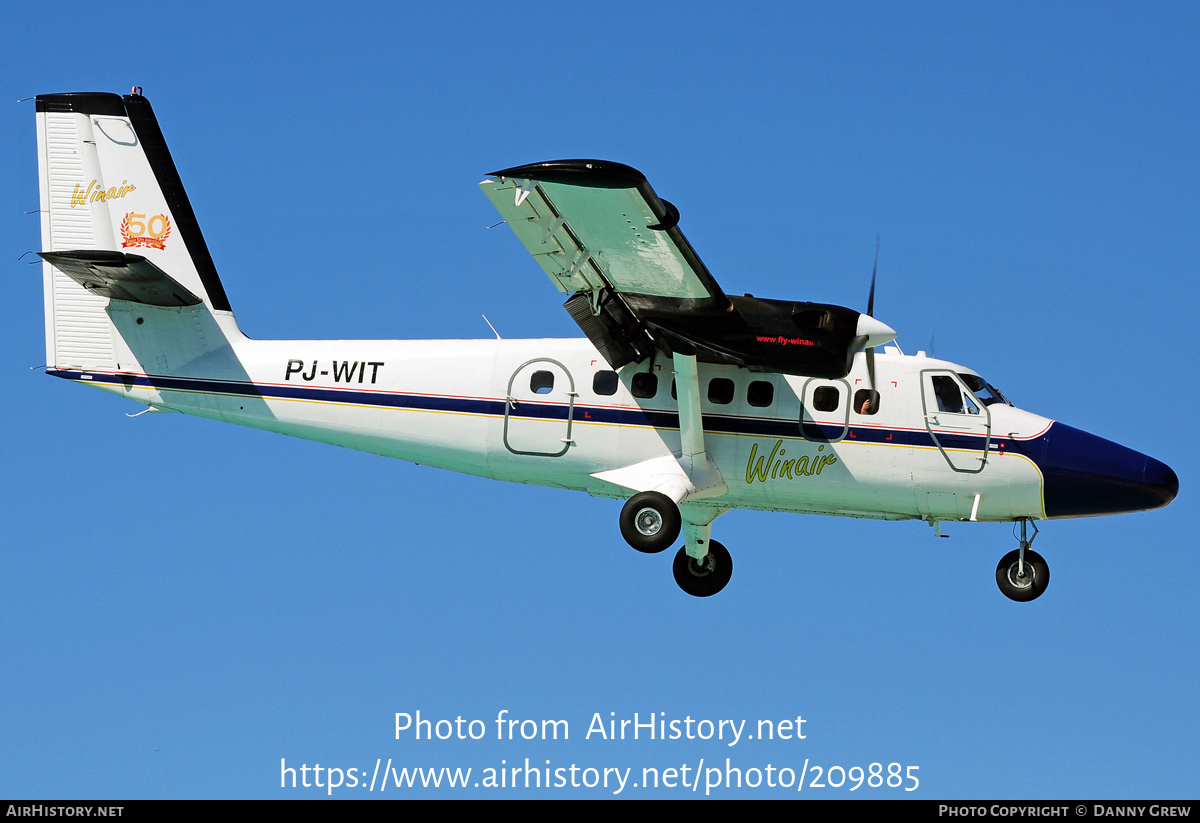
[39,250,201,307]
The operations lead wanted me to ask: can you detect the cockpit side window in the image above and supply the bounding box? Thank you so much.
[932,376,964,413]
[932,375,982,415]
[958,372,1010,407]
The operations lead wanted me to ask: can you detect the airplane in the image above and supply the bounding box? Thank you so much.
[31,89,1178,599]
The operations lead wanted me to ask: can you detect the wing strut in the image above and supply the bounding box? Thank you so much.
[590,351,727,550]
[671,351,729,560]
[672,352,706,464]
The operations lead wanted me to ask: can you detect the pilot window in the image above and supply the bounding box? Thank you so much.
[932,376,978,414]
[747,380,774,408]
[958,372,1010,406]
[530,371,554,394]
[593,370,618,396]
[932,376,962,412]
[813,385,840,412]
[708,378,734,405]
[631,372,658,399]
[853,389,880,415]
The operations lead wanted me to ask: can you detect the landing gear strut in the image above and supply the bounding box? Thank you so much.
[996,518,1049,602]
[619,491,681,554]
[620,491,733,595]
[673,540,732,597]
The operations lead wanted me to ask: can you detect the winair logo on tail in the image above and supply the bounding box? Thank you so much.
[70,180,136,208]
[746,440,837,484]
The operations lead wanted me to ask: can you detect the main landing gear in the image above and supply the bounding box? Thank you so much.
[620,492,732,596]
[619,491,681,553]
[996,518,1049,602]
[672,540,732,598]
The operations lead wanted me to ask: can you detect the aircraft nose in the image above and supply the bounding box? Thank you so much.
[1039,423,1179,518]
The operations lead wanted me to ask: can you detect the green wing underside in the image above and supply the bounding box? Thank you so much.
[481,160,728,311]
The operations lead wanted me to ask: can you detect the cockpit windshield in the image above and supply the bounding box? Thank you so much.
[958,373,1011,407]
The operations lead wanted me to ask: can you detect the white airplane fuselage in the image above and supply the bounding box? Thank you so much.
[51,305,1054,525]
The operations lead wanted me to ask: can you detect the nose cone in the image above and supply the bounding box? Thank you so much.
[1039,423,1179,518]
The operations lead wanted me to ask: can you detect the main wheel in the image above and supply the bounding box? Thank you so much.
[673,540,733,597]
[995,548,1050,602]
[619,491,681,554]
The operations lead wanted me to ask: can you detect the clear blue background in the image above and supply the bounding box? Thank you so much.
[2,2,1196,799]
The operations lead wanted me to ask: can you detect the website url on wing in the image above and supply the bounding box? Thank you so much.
[280,757,918,795]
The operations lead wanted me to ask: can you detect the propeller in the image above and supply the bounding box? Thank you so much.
[854,235,894,412]
[865,235,879,395]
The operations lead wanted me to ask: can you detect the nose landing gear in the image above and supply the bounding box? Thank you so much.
[996,518,1049,602]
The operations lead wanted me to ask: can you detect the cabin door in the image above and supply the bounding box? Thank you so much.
[503,359,576,457]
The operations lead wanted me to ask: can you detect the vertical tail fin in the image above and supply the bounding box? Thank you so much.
[36,90,232,372]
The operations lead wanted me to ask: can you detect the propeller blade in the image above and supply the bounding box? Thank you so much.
[867,234,880,318]
[864,235,882,404]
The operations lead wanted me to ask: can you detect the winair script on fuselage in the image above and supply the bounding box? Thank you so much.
[746,440,837,484]
[285,360,385,384]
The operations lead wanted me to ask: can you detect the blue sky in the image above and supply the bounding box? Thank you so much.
[2,2,1197,799]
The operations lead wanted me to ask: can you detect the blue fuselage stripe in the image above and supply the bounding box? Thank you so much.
[50,369,1028,454]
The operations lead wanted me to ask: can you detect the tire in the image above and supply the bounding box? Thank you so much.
[619,491,681,553]
[995,548,1050,602]
[672,540,733,597]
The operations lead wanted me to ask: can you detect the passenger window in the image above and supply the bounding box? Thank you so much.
[813,385,840,412]
[853,389,880,415]
[708,378,734,405]
[631,372,658,399]
[670,379,677,400]
[530,371,554,394]
[593,370,618,396]
[747,380,774,408]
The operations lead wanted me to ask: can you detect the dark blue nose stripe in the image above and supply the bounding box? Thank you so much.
[1038,423,1179,518]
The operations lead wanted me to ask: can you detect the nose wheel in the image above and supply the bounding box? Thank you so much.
[996,519,1049,601]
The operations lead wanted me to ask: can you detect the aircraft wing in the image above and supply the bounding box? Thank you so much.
[482,160,729,311]
[482,160,740,368]
[483,159,894,378]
